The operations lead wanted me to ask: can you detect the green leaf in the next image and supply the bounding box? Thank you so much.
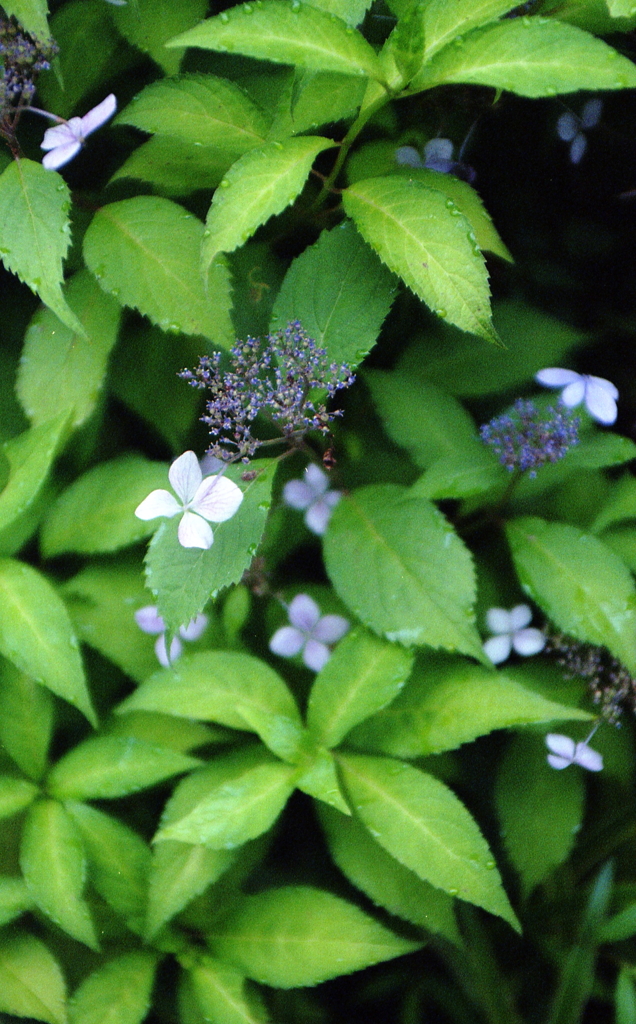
[47,736,201,800]
[112,0,208,74]
[338,753,519,930]
[608,0,636,15]
[0,413,68,552]
[409,17,636,96]
[600,525,636,575]
[144,460,277,634]
[590,473,636,535]
[117,650,301,731]
[0,662,53,780]
[0,558,95,725]
[116,74,269,152]
[305,0,371,27]
[0,878,35,928]
[307,628,413,748]
[69,952,157,1024]
[109,712,219,754]
[319,803,461,943]
[366,370,479,469]
[269,69,366,138]
[202,136,335,275]
[616,968,636,1024]
[188,957,268,1024]
[343,176,497,343]
[506,516,636,674]
[600,904,636,943]
[2,0,50,39]
[167,1,385,80]
[17,271,121,431]
[393,167,512,262]
[0,929,66,1024]
[112,136,235,196]
[411,449,506,501]
[294,746,351,813]
[61,561,163,684]
[234,701,306,763]
[418,0,519,61]
[83,197,232,346]
[271,220,396,367]
[324,485,485,659]
[20,798,98,948]
[0,159,81,334]
[208,885,421,986]
[495,733,584,895]
[156,746,296,849]
[66,802,150,932]
[347,653,592,758]
[146,841,235,940]
[0,776,39,820]
[41,455,170,557]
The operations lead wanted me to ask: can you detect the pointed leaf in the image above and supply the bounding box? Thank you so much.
[188,957,268,1024]
[202,136,335,274]
[167,1,385,80]
[156,747,295,849]
[343,176,497,343]
[144,460,277,634]
[112,135,234,196]
[17,270,121,430]
[0,413,68,550]
[410,17,636,96]
[270,68,366,138]
[348,653,592,758]
[116,74,269,152]
[2,0,50,40]
[66,802,150,931]
[41,455,170,557]
[69,952,157,1024]
[112,0,208,74]
[0,776,39,820]
[0,159,81,333]
[506,516,636,674]
[208,885,421,986]
[0,558,95,725]
[307,627,413,748]
[338,753,519,930]
[0,662,53,780]
[83,196,232,346]
[295,746,351,813]
[146,841,235,940]
[117,650,301,731]
[324,485,485,660]
[0,878,35,928]
[0,929,66,1024]
[419,0,520,61]
[319,803,461,943]
[271,219,396,367]
[47,735,200,800]
[20,798,98,948]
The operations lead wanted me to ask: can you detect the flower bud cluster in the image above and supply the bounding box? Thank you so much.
[546,632,636,725]
[0,16,56,112]
[480,398,580,477]
[180,321,355,462]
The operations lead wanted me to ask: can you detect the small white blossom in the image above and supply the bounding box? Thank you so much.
[556,98,602,165]
[269,594,350,672]
[535,368,618,425]
[546,732,603,772]
[135,606,208,667]
[395,138,455,173]
[283,464,341,536]
[483,604,545,665]
[41,94,117,170]
[135,450,243,550]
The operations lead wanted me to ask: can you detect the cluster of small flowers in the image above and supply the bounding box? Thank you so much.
[480,398,580,477]
[545,632,636,725]
[180,322,355,462]
[0,16,56,111]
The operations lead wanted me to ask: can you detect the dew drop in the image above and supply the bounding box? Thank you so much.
[193,141,203,147]
[168,323,181,333]
[243,2,253,11]
[56,183,66,192]
[219,9,229,21]
[110,287,120,297]
[257,501,270,511]
[486,860,496,870]
[272,140,284,150]
[247,543,258,556]
[445,198,454,209]
[203,229,211,237]
[0,246,9,255]
[448,888,459,896]
[435,308,447,318]
[220,179,230,188]
[291,0,301,10]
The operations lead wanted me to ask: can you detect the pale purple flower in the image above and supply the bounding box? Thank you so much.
[535,368,618,425]
[135,606,208,667]
[134,450,243,550]
[269,594,350,672]
[556,98,602,165]
[546,732,603,772]
[40,94,117,170]
[283,464,341,536]
[483,605,545,665]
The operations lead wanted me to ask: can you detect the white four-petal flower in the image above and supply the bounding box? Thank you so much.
[134,605,208,667]
[269,594,350,672]
[535,368,618,425]
[135,450,243,550]
[545,732,603,772]
[556,98,602,165]
[41,93,117,170]
[283,464,342,536]
[483,604,545,665]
